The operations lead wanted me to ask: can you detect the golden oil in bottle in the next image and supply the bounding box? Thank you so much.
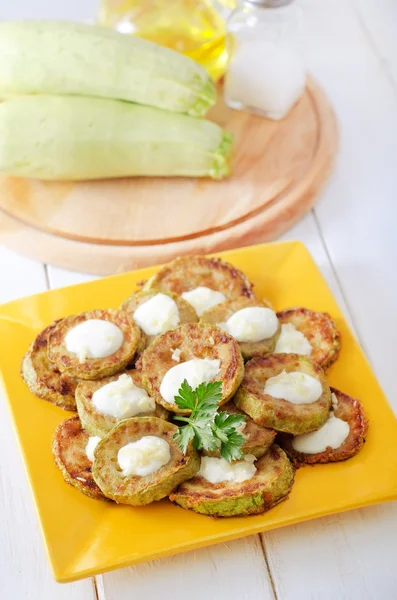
[98,0,235,80]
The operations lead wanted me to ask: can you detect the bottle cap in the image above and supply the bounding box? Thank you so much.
[246,0,294,7]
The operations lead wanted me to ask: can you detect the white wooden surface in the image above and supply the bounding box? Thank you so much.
[0,1,396,598]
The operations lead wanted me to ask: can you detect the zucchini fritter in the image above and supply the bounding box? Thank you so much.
[52,416,106,500]
[48,309,144,380]
[280,387,368,466]
[170,445,294,517]
[76,369,168,437]
[200,297,280,360]
[92,417,200,505]
[140,323,244,414]
[276,308,341,370]
[120,290,197,347]
[235,354,331,435]
[21,321,77,411]
[143,255,254,300]
[202,401,276,459]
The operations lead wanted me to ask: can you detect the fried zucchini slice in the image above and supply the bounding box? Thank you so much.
[280,387,368,466]
[170,445,294,517]
[92,417,200,505]
[76,369,168,437]
[235,354,331,435]
[52,416,106,500]
[276,308,341,370]
[202,401,276,459]
[143,255,254,300]
[48,309,144,380]
[200,297,280,360]
[21,321,77,411]
[140,323,244,414]
[120,290,198,347]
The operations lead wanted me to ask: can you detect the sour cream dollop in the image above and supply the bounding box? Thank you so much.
[182,287,226,317]
[117,436,171,477]
[92,374,155,419]
[160,358,221,404]
[133,293,180,336]
[292,413,350,454]
[85,436,101,462]
[198,455,257,484]
[264,370,322,404]
[275,323,312,355]
[65,319,123,363]
[220,307,278,343]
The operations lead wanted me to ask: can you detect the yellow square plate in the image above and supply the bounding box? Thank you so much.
[1,242,397,583]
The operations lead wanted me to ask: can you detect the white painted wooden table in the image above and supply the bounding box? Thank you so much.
[1,1,396,598]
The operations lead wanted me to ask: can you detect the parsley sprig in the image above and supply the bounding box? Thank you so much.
[173,380,246,461]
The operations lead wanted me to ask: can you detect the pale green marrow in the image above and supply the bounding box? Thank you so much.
[0,95,233,180]
[0,21,216,117]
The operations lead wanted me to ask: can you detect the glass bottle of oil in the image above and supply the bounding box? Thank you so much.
[98,0,236,80]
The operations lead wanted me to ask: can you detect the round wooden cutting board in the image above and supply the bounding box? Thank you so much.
[0,78,337,274]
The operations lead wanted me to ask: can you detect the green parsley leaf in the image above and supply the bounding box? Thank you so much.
[213,411,246,431]
[195,381,222,415]
[193,425,221,452]
[212,412,246,461]
[173,380,222,419]
[173,379,198,412]
[173,380,246,462]
[219,429,245,461]
[173,425,194,455]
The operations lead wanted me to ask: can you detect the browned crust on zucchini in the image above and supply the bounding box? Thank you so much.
[52,416,106,500]
[279,387,368,467]
[235,354,331,435]
[76,369,168,437]
[170,445,295,518]
[48,309,144,380]
[92,417,200,505]
[276,307,341,370]
[200,297,280,360]
[143,255,255,300]
[21,321,77,411]
[140,323,244,414]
